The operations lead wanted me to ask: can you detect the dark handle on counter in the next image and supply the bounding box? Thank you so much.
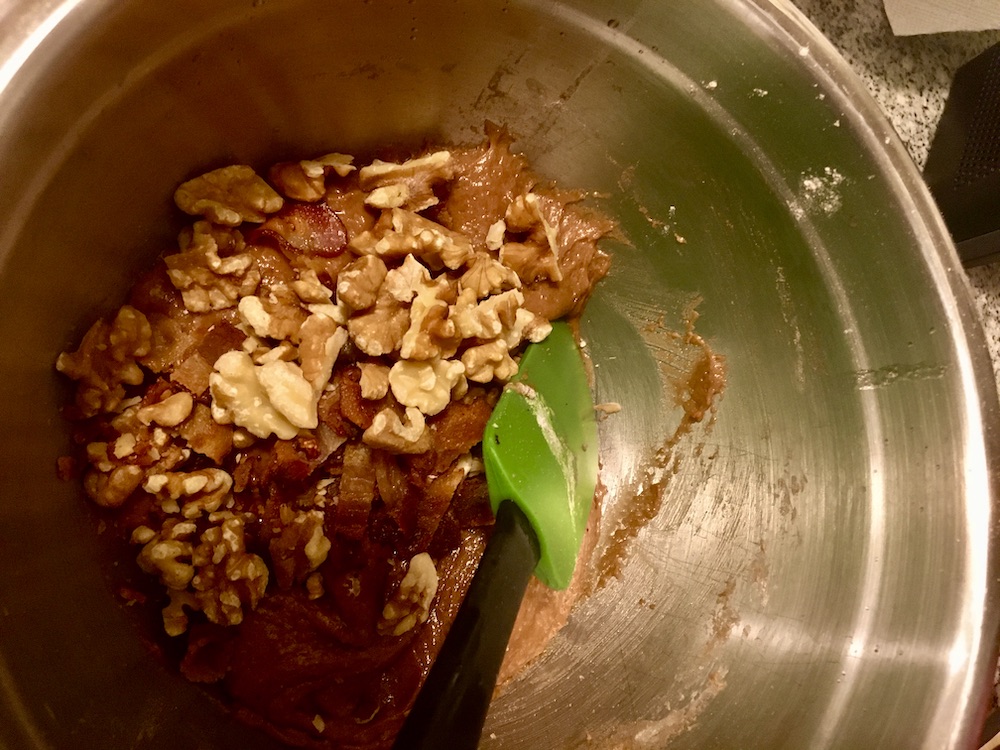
[392,500,540,749]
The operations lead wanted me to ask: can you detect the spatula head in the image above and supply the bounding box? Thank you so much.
[482,322,598,590]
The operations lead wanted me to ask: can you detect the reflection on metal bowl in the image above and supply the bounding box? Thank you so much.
[0,0,997,748]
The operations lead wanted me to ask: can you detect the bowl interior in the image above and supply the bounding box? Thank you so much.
[0,0,997,748]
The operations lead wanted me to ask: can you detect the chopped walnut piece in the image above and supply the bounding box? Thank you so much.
[143,514,269,636]
[305,573,325,600]
[193,517,268,626]
[307,299,350,325]
[358,151,454,212]
[56,305,152,418]
[351,209,474,271]
[401,282,460,362]
[297,314,348,391]
[137,391,194,427]
[85,405,190,491]
[337,255,388,311]
[388,359,465,416]
[253,342,297,365]
[451,374,469,401]
[308,153,356,178]
[365,184,409,210]
[461,339,518,383]
[485,220,506,251]
[85,441,114,472]
[237,293,305,341]
[363,407,432,454]
[459,253,521,299]
[174,165,284,226]
[269,162,326,203]
[231,429,255,449]
[165,222,261,313]
[162,590,200,637]
[378,553,439,636]
[450,288,522,340]
[346,289,409,357]
[137,530,195,590]
[381,253,434,304]
[302,514,332,568]
[268,509,331,589]
[291,269,334,304]
[500,192,563,283]
[130,525,157,545]
[380,254,461,360]
[193,514,268,620]
[83,464,144,508]
[504,307,553,349]
[269,153,355,202]
[178,220,253,269]
[113,433,137,459]
[504,192,541,231]
[358,362,390,400]
[237,296,275,339]
[142,468,233,519]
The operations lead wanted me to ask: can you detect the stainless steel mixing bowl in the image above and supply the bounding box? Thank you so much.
[1,0,998,748]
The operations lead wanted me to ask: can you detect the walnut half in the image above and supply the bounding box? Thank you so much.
[209,351,316,440]
[358,150,454,212]
[174,165,284,226]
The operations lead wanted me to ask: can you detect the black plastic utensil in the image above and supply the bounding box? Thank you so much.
[391,501,539,749]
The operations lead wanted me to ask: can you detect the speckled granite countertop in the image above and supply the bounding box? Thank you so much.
[790,0,1000,742]
[791,0,1000,392]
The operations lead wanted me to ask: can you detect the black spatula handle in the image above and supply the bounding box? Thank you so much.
[392,501,540,749]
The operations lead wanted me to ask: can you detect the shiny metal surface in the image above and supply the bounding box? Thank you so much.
[0,0,998,748]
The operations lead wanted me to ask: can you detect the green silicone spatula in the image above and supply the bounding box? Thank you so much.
[392,321,598,749]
